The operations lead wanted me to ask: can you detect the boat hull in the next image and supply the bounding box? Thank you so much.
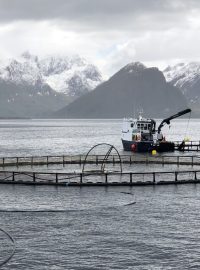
[122,139,175,152]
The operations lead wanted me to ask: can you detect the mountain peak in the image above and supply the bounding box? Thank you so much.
[0,53,103,97]
[21,51,38,62]
[54,61,187,118]
[124,62,146,73]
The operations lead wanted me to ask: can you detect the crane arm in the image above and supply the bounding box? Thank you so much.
[157,108,191,134]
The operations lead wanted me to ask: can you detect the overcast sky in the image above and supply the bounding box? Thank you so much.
[0,0,200,76]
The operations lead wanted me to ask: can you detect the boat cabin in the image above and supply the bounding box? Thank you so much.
[122,116,156,142]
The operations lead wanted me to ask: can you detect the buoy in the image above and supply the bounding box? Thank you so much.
[152,149,157,155]
[131,144,136,152]
[184,137,190,142]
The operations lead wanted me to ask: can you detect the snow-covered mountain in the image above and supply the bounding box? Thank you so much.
[163,62,200,104]
[53,62,187,118]
[0,52,103,97]
[0,52,103,118]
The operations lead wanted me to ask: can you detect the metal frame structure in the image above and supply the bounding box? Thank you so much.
[82,143,122,173]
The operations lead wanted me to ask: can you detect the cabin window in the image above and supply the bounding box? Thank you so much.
[131,123,134,127]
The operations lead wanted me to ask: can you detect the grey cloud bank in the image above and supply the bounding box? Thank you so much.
[0,0,198,29]
[0,0,200,76]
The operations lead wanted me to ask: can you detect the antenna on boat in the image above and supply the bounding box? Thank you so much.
[133,96,136,119]
[133,106,135,119]
[138,108,143,119]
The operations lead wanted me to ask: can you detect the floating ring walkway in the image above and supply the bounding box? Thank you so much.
[0,153,200,167]
[0,148,200,186]
[0,169,200,186]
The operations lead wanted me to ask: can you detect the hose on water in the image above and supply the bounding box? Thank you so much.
[0,192,136,213]
[119,191,136,206]
[0,228,16,268]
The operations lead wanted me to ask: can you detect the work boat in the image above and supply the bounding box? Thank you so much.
[121,108,191,152]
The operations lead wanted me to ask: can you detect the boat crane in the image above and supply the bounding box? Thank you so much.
[157,108,191,134]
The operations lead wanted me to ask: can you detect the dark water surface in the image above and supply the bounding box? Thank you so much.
[1,184,200,269]
[0,119,200,269]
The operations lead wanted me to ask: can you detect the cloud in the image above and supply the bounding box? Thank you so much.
[0,0,200,76]
[0,0,199,31]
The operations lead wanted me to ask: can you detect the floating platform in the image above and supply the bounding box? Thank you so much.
[174,140,200,151]
[0,148,200,186]
[0,153,200,167]
[0,170,200,186]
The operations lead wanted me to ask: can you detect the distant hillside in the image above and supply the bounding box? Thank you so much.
[53,62,188,118]
[0,80,71,118]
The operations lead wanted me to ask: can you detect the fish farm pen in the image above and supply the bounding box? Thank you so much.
[0,153,200,167]
[0,169,200,186]
[0,140,200,186]
[0,149,200,186]
[0,141,200,167]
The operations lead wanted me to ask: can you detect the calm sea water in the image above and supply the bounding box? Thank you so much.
[0,118,198,157]
[1,118,200,269]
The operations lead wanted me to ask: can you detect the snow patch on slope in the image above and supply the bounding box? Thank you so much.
[0,52,103,97]
[163,62,200,88]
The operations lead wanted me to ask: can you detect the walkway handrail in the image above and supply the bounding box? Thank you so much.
[0,154,200,167]
[0,169,200,186]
